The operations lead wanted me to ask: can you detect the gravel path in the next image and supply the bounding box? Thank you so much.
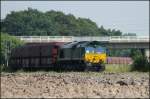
[1,72,149,98]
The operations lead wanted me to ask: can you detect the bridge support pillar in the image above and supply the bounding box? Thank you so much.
[145,49,149,62]
[140,49,149,62]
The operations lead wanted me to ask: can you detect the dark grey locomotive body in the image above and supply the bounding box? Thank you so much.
[58,41,86,61]
[56,41,106,71]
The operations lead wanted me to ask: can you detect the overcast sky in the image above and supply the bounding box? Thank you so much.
[1,1,149,36]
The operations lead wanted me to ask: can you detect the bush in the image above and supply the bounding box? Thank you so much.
[131,55,149,72]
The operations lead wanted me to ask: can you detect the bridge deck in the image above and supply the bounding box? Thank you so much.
[16,36,149,43]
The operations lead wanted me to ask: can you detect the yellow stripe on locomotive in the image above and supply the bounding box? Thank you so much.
[85,53,106,64]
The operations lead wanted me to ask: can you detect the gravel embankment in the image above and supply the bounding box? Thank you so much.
[1,72,149,98]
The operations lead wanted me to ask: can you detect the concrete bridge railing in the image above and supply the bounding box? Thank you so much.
[15,36,149,43]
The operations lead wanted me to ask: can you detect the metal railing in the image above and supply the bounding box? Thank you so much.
[15,36,149,43]
[109,36,149,42]
[16,36,73,42]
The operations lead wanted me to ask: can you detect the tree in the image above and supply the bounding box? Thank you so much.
[1,33,24,68]
[99,26,108,36]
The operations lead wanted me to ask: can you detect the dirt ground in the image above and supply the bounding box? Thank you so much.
[1,72,149,98]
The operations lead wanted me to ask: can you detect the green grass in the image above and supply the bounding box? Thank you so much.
[0,64,139,73]
[105,64,132,73]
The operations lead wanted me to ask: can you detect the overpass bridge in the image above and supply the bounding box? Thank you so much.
[16,36,149,48]
[15,36,149,58]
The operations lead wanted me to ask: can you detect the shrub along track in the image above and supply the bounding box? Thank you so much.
[1,72,149,98]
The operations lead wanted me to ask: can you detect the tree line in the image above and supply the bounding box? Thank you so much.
[1,8,123,36]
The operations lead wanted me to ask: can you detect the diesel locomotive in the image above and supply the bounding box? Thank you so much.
[9,41,107,71]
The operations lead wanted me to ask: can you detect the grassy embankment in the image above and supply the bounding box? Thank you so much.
[105,64,132,73]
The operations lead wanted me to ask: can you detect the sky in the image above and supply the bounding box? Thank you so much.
[1,1,149,36]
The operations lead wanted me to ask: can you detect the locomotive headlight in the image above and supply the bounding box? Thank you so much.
[97,52,101,54]
[86,50,89,53]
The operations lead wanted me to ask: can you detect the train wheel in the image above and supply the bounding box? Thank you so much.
[84,64,105,72]
[84,62,92,72]
[84,66,90,72]
[100,64,105,71]
[9,65,18,72]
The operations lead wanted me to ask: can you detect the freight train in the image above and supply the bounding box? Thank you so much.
[9,41,107,71]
